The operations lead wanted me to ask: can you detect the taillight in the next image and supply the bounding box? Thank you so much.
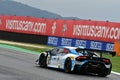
[76,56,88,61]
[102,59,110,64]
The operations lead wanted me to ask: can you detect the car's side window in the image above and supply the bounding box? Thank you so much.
[58,48,64,53]
[62,48,69,55]
[50,48,58,56]
[50,48,69,56]
[57,48,64,56]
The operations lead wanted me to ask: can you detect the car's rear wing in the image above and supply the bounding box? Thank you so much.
[78,48,116,57]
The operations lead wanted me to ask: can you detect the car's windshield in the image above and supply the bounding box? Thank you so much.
[75,48,100,57]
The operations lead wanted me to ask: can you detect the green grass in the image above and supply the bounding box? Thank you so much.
[11,45,51,52]
[103,54,120,73]
[0,43,52,53]
[0,43,120,73]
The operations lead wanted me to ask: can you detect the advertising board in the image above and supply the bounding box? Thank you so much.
[47,36,114,51]
[0,15,120,42]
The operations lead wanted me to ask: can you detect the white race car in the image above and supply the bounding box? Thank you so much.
[36,46,115,77]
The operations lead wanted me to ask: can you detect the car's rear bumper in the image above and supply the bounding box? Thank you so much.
[74,61,112,75]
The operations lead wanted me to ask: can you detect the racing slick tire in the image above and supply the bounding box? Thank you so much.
[98,65,108,77]
[64,57,72,73]
[39,53,47,68]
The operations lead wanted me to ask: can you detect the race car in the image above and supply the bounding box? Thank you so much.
[36,46,116,77]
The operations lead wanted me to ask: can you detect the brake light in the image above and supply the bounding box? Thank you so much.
[76,56,87,61]
[102,59,110,63]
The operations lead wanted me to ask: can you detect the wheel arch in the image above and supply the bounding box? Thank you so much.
[38,52,48,67]
[40,52,48,56]
[64,57,76,72]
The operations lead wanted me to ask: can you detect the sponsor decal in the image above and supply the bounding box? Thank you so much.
[106,43,114,51]
[47,37,58,46]
[62,23,67,36]
[47,37,114,51]
[6,19,46,33]
[90,41,102,50]
[75,40,87,47]
[52,22,57,35]
[0,18,1,26]
[73,25,120,41]
[61,38,72,46]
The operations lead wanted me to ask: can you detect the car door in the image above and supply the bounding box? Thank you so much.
[50,48,60,67]
[57,48,69,68]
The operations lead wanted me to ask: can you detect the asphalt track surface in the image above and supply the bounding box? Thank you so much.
[0,47,120,80]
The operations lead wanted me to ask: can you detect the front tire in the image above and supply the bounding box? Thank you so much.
[39,53,47,68]
[64,57,72,73]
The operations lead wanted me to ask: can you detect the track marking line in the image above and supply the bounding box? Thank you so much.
[111,71,120,76]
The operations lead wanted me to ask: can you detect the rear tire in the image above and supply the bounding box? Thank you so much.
[64,57,72,73]
[39,53,47,68]
[98,71,108,77]
[98,65,108,77]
